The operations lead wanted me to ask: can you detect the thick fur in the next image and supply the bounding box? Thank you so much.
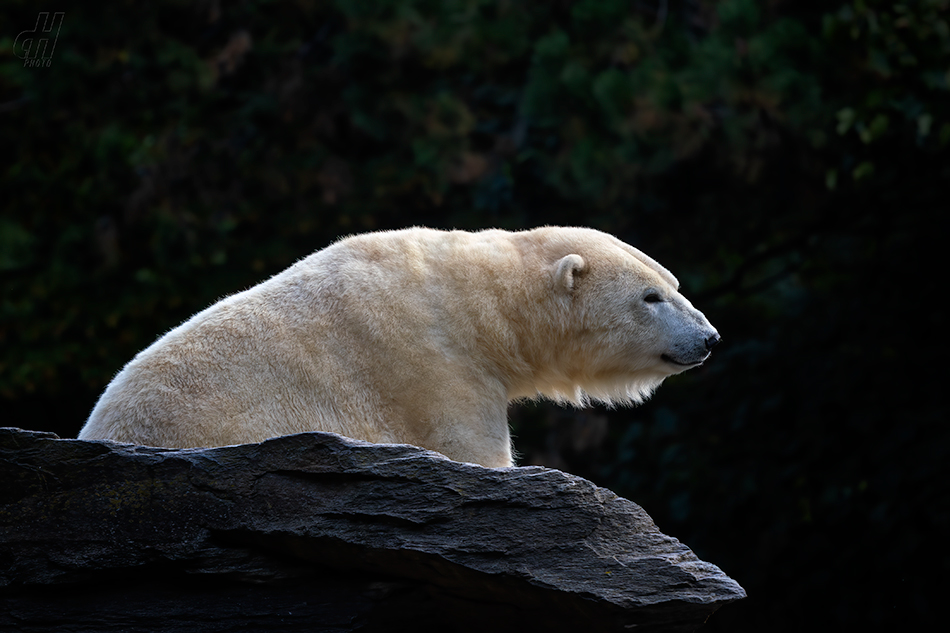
[79,227,718,467]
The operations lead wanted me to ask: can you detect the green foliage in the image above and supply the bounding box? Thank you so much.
[1,1,947,629]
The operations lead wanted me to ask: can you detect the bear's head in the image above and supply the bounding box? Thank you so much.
[536,228,719,406]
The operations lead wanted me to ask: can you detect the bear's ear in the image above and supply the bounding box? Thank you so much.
[553,254,586,293]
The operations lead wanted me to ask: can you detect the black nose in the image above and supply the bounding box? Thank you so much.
[705,333,721,350]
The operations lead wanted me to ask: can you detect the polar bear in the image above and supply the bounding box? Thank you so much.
[79,227,719,467]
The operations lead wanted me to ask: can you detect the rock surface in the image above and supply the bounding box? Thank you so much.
[0,427,744,632]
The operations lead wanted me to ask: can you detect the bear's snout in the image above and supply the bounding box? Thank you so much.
[656,303,719,370]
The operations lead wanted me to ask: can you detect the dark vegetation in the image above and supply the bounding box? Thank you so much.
[2,1,947,629]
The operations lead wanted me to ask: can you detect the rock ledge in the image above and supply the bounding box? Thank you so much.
[0,427,744,632]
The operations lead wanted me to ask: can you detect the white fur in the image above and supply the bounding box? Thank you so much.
[79,227,718,467]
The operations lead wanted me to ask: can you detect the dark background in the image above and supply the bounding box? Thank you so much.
[2,1,947,630]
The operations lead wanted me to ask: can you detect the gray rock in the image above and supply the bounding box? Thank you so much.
[0,427,744,632]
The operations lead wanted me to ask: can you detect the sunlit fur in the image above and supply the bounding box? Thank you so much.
[79,227,717,468]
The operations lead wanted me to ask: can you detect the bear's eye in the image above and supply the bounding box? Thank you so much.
[644,292,663,304]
